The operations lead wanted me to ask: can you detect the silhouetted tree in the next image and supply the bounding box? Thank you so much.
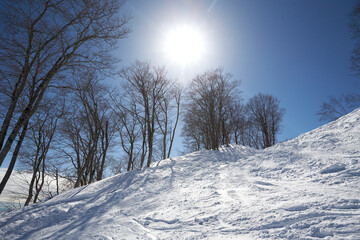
[316,3,360,124]
[230,103,262,149]
[111,93,143,171]
[182,68,241,150]
[0,0,131,195]
[318,94,360,122]
[246,93,285,149]
[350,2,360,75]
[60,72,116,187]
[18,100,63,206]
[116,61,178,169]
[156,84,182,159]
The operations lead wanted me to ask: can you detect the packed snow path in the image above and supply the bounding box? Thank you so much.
[1,109,360,239]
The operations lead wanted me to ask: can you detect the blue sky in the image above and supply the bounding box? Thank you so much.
[115,0,360,144]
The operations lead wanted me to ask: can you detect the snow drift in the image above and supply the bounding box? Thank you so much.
[1,108,360,239]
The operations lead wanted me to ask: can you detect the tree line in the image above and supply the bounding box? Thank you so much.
[182,68,285,152]
[0,0,285,206]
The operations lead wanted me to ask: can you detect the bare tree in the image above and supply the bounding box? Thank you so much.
[119,61,173,168]
[0,0,131,195]
[156,84,182,159]
[313,3,360,126]
[229,102,248,145]
[317,94,360,122]
[314,3,360,125]
[60,72,116,187]
[18,100,63,206]
[246,93,285,149]
[350,2,360,75]
[110,93,143,172]
[182,68,241,151]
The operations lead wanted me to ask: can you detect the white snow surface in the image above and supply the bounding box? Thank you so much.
[1,108,360,239]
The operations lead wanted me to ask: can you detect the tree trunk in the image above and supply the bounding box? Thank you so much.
[56,169,59,195]
[0,120,29,195]
[167,94,181,158]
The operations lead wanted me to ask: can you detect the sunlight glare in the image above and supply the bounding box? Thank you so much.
[164,26,206,65]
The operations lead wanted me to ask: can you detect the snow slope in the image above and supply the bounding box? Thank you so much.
[0,108,360,239]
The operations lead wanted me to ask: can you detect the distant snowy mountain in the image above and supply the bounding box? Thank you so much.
[0,109,359,239]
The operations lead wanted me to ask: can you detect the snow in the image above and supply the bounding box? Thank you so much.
[319,164,346,174]
[1,108,360,239]
[0,169,71,210]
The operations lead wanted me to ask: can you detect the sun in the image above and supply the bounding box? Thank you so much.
[164,25,206,65]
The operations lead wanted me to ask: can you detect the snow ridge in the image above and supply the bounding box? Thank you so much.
[1,108,360,239]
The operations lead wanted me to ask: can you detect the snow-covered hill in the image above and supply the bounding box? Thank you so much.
[1,109,360,239]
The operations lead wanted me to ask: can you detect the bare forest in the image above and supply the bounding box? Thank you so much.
[0,0,286,205]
